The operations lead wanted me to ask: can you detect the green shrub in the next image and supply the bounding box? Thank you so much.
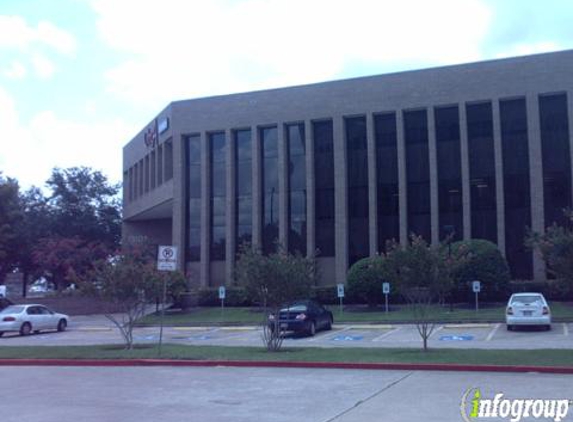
[311,285,339,305]
[346,256,385,307]
[196,287,251,307]
[451,239,511,302]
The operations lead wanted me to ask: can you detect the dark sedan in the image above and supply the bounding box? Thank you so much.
[269,300,333,336]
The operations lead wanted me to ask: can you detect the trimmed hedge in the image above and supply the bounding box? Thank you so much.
[196,287,252,307]
[451,239,511,303]
[346,256,385,306]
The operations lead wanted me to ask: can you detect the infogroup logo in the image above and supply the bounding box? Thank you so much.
[460,388,571,422]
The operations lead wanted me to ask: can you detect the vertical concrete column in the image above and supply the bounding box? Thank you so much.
[252,126,262,250]
[200,132,211,286]
[428,107,439,246]
[492,100,506,257]
[225,129,236,285]
[305,120,316,258]
[278,123,288,249]
[172,132,187,272]
[396,111,408,245]
[459,104,472,240]
[526,94,546,280]
[366,113,378,255]
[333,116,349,284]
[567,92,573,210]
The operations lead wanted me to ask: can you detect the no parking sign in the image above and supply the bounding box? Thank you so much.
[157,246,178,271]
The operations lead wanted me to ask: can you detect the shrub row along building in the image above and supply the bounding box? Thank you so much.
[122,49,573,286]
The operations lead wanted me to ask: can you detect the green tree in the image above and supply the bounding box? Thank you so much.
[529,212,573,292]
[235,245,316,351]
[46,166,121,249]
[0,173,22,282]
[83,249,185,350]
[384,236,464,351]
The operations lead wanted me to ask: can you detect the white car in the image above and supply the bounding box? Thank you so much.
[0,304,69,337]
[506,293,551,331]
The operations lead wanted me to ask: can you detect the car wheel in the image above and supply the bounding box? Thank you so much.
[20,322,32,336]
[545,324,551,331]
[506,324,513,331]
[57,319,67,332]
[307,321,316,337]
[325,317,333,331]
[0,332,4,337]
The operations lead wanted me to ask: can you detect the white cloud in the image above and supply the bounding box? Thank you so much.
[31,54,56,79]
[0,15,77,55]
[91,0,492,106]
[494,42,563,59]
[3,60,27,79]
[0,87,132,189]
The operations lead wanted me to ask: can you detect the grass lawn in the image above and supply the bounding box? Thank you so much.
[139,302,573,326]
[0,344,572,367]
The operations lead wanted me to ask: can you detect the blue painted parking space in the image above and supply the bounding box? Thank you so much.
[439,334,474,341]
[332,335,364,342]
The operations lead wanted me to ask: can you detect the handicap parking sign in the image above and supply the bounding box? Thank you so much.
[439,334,474,341]
[332,335,363,341]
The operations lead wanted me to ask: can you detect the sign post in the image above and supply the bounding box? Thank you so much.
[218,286,226,318]
[472,280,481,312]
[337,283,345,315]
[382,282,390,313]
[157,246,178,356]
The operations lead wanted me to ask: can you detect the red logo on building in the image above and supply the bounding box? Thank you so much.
[144,120,158,148]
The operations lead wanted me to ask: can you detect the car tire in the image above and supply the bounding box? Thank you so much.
[20,322,32,336]
[307,321,316,337]
[506,324,513,331]
[545,324,551,331]
[325,317,333,331]
[0,332,4,337]
[57,319,67,332]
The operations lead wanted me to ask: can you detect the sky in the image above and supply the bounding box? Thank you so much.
[1,0,573,190]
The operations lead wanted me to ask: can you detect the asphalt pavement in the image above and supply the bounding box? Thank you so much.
[1,317,572,349]
[1,365,572,422]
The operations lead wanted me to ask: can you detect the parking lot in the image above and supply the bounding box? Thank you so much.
[1,317,572,349]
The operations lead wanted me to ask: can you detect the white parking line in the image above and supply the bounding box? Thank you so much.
[372,327,401,342]
[563,323,569,336]
[429,325,444,338]
[486,323,501,341]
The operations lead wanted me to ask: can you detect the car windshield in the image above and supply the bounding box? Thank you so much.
[511,295,543,305]
[283,304,308,312]
[0,305,25,314]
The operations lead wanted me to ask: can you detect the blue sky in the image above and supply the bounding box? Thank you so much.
[1,0,573,189]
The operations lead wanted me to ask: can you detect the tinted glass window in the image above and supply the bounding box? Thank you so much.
[375,113,400,252]
[435,106,462,241]
[261,127,279,254]
[210,132,226,260]
[235,130,252,249]
[346,116,369,264]
[186,135,201,261]
[404,109,430,241]
[287,123,306,255]
[313,120,335,256]
[500,98,532,279]
[466,102,497,243]
[539,93,572,228]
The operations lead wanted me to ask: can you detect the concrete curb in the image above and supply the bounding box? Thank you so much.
[0,359,572,374]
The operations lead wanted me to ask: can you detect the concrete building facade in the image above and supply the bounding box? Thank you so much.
[122,50,573,287]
